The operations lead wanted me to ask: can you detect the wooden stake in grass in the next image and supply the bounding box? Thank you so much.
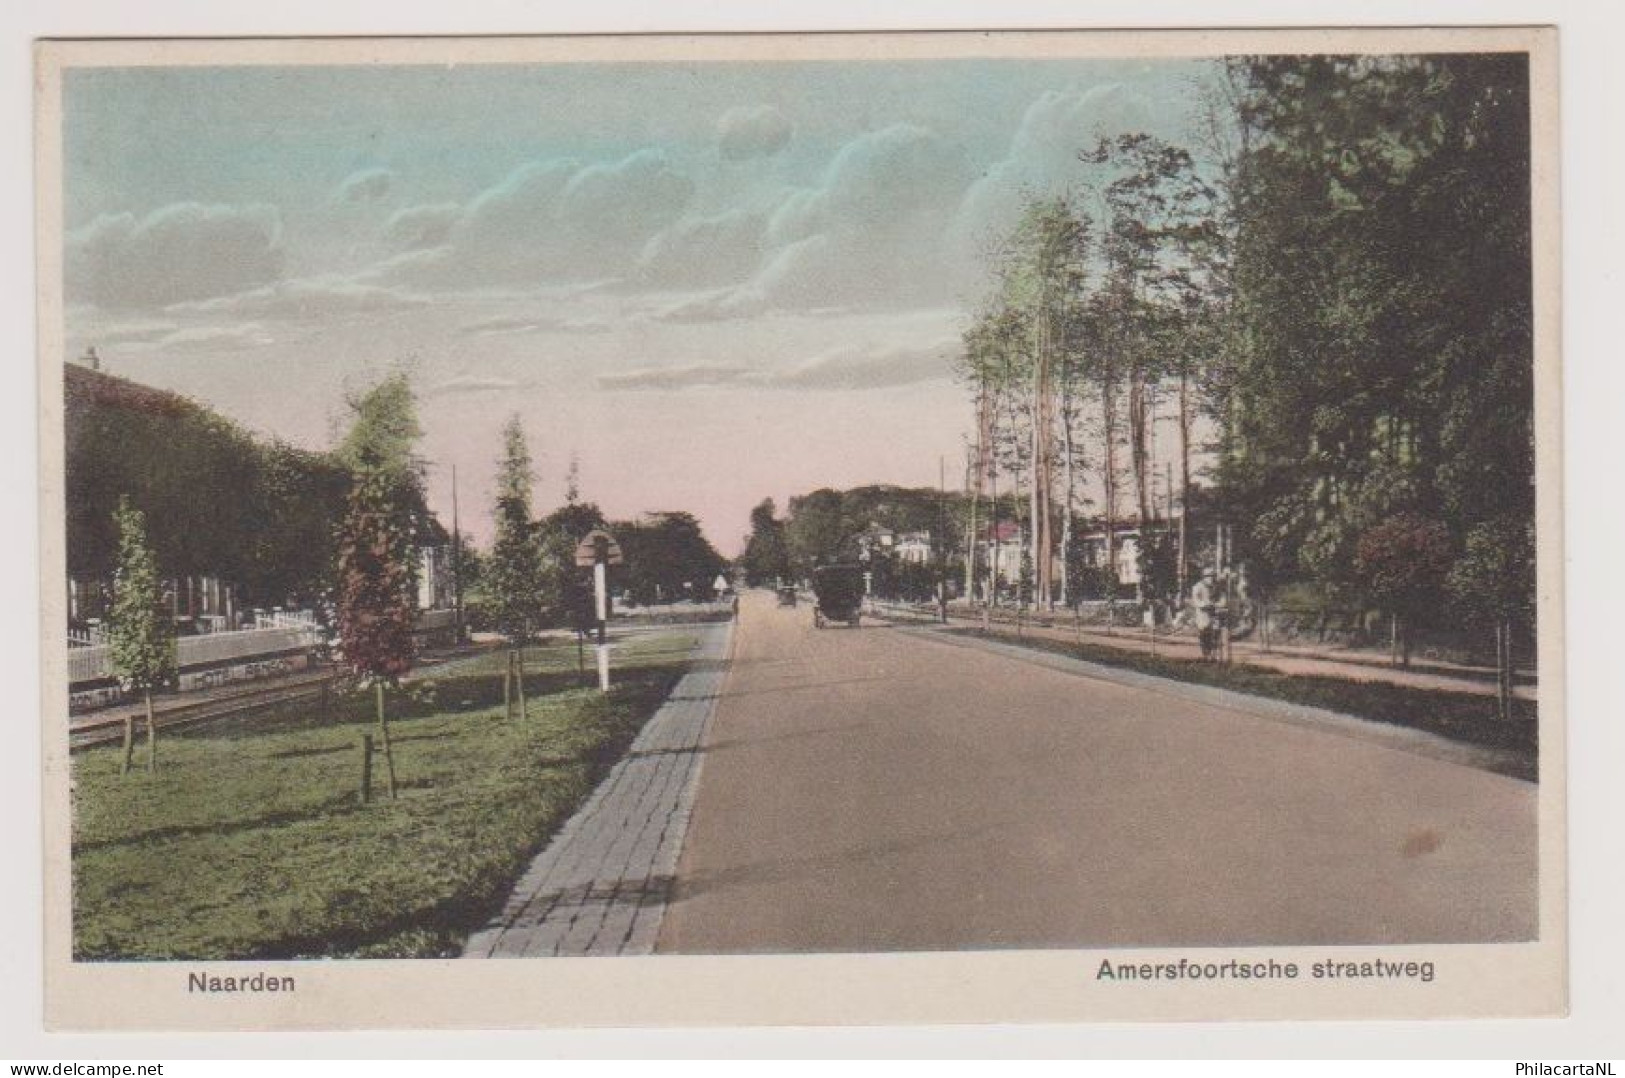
[503,649,513,720]
[105,498,176,778]
[375,681,397,800]
[145,690,158,773]
[120,709,136,775]
[360,731,374,803]
[516,647,527,720]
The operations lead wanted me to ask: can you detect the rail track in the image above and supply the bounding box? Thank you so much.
[66,640,507,752]
[69,668,344,752]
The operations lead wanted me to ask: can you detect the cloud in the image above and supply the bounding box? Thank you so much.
[425,373,523,396]
[153,322,277,351]
[596,364,753,391]
[67,202,285,309]
[695,125,975,315]
[168,276,429,320]
[554,149,696,268]
[336,167,395,204]
[377,149,695,289]
[83,318,180,347]
[594,339,959,393]
[952,83,1159,253]
[717,105,792,161]
[635,208,768,289]
[459,312,611,337]
[383,203,460,252]
[771,340,958,390]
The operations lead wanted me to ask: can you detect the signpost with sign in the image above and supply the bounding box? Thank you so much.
[574,529,623,691]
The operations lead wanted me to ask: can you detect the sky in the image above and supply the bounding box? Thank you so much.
[61,57,1214,554]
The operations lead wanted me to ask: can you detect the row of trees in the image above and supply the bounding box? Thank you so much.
[955,54,1536,709]
[959,131,1220,614]
[99,376,732,782]
[740,486,966,602]
[95,373,434,779]
[66,366,359,613]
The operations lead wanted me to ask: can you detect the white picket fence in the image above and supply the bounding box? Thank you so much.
[67,625,317,685]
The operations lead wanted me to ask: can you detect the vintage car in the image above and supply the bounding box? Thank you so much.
[811,564,864,628]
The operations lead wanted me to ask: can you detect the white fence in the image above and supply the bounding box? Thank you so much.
[254,609,318,631]
[68,626,104,648]
[67,625,317,685]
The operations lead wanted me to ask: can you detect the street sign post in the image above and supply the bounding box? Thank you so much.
[574,529,622,692]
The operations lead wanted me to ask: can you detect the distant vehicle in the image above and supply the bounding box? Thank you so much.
[776,585,798,608]
[811,564,863,628]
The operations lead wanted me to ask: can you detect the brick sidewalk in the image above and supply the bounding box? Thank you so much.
[461,619,734,958]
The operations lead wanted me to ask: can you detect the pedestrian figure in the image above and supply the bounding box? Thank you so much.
[1192,567,1220,661]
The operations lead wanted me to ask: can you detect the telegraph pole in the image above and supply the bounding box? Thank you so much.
[451,464,464,643]
[938,455,948,623]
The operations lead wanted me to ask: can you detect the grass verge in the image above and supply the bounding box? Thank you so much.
[942,626,1537,782]
[72,630,706,961]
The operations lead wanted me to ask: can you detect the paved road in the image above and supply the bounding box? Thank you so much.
[656,591,1537,953]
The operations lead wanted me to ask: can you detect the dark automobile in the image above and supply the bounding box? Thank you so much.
[777,585,798,607]
[811,564,863,628]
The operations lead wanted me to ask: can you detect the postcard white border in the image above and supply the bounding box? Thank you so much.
[32,25,1566,1033]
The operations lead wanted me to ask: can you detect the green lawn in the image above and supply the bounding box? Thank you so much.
[72,630,703,961]
[945,627,1538,782]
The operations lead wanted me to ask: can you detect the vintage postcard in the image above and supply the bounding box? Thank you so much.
[36,27,1562,1029]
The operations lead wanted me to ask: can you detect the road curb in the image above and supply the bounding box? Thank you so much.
[897,623,1533,784]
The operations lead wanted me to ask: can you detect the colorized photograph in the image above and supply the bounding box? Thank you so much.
[38,29,1560,1025]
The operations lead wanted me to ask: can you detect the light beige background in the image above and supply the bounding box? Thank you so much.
[9,4,1618,1057]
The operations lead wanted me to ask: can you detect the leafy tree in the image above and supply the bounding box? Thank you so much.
[240,441,351,609]
[334,463,415,800]
[993,196,1097,607]
[1214,54,1533,641]
[337,372,432,598]
[957,306,1031,606]
[740,498,792,586]
[784,488,851,576]
[1135,529,1180,617]
[485,415,548,718]
[66,367,261,593]
[106,497,176,775]
[66,367,358,623]
[1082,133,1220,601]
[1448,516,1536,721]
[537,500,606,638]
[1354,513,1454,667]
[332,374,430,798]
[614,512,727,605]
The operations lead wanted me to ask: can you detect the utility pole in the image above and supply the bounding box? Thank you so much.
[938,455,948,623]
[962,440,977,605]
[451,463,464,644]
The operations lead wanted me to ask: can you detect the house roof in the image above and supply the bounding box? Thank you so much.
[64,361,201,421]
